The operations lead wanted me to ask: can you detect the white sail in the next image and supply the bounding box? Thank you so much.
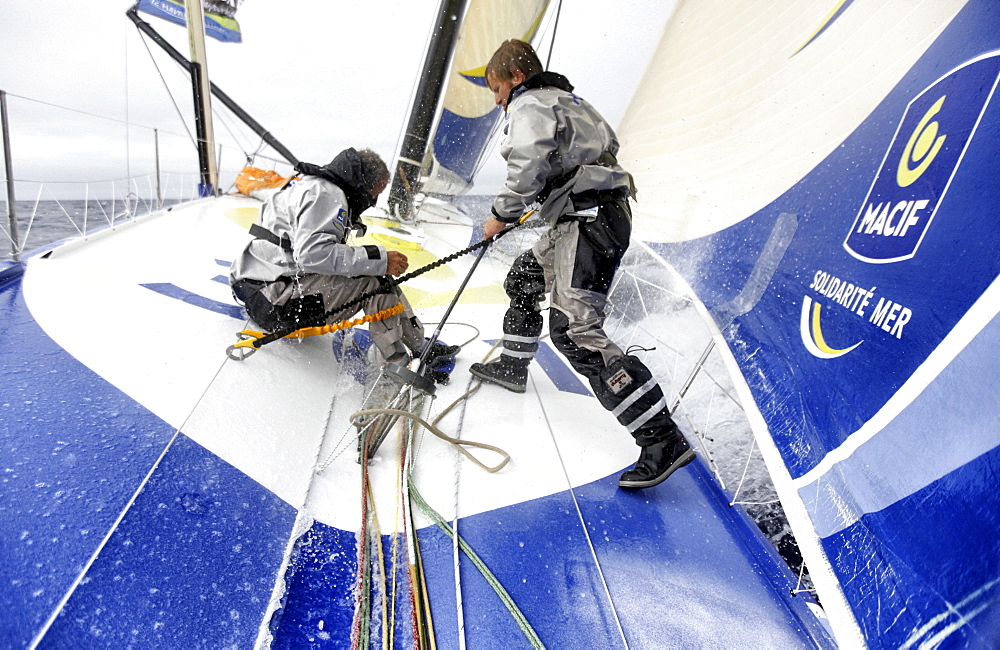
[620,0,964,243]
[617,1,1000,646]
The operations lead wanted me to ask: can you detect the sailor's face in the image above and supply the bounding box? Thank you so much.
[370,178,388,199]
[487,70,525,111]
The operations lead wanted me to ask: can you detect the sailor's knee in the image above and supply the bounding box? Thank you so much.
[504,252,545,303]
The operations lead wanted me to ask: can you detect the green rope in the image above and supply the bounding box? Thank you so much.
[407,482,545,649]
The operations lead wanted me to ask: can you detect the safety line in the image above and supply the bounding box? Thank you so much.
[253,375,343,649]
[531,375,629,649]
[2,91,186,139]
[30,332,239,648]
[404,394,436,648]
[419,368,486,649]
[407,483,544,649]
[28,427,183,649]
[392,425,408,649]
[354,427,373,648]
[367,478,389,648]
[448,375,479,650]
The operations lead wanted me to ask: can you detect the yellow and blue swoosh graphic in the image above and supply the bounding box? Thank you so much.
[793,0,855,56]
[432,0,550,184]
[799,296,863,359]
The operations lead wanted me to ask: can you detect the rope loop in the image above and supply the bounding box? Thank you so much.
[349,408,510,473]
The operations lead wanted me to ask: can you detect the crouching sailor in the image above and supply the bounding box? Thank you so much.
[229,147,457,366]
[472,40,694,489]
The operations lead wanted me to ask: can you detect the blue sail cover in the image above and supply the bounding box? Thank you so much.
[646,2,1000,645]
[137,0,242,44]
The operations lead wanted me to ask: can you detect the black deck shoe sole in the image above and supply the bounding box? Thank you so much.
[618,448,696,489]
[469,362,527,393]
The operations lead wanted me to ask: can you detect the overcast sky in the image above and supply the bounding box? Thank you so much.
[1,1,675,199]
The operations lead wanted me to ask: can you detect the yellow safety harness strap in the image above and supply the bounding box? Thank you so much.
[231,209,536,356]
[226,302,404,360]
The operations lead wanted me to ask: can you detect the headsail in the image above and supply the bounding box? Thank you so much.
[617,1,1000,646]
[388,0,551,218]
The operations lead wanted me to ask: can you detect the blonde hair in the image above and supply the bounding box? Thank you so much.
[485,39,543,82]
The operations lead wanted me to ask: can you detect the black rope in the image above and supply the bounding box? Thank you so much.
[248,221,526,349]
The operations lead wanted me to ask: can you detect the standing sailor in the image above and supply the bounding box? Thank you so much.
[472,41,694,489]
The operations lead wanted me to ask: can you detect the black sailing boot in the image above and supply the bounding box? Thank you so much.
[418,338,461,385]
[420,338,461,364]
[469,355,530,393]
[619,430,696,489]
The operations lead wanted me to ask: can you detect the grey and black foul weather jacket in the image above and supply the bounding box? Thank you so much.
[489,74,679,446]
[231,148,385,284]
[491,72,634,226]
[230,148,387,330]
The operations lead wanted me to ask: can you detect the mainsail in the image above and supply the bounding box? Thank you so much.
[387,0,550,218]
[617,0,1000,646]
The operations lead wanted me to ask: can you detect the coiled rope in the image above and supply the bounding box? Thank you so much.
[350,408,509,474]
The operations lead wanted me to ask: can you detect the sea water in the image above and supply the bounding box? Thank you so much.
[0,198,190,262]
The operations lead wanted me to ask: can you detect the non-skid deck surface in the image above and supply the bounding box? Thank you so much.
[2,197,828,646]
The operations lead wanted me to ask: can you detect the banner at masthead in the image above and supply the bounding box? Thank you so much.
[136,0,242,43]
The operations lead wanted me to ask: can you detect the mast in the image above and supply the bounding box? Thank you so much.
[387,0,468,219]
[126,6,299,168]
[184,0,218,196]
[1,90,21,264]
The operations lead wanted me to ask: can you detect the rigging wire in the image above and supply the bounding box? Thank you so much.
[124,21,132,195]
[133,24,263,193]
[136,31,199,150]
[544,0,565,71]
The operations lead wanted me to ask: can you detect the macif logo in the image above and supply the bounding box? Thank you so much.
[845,54,1000,263]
